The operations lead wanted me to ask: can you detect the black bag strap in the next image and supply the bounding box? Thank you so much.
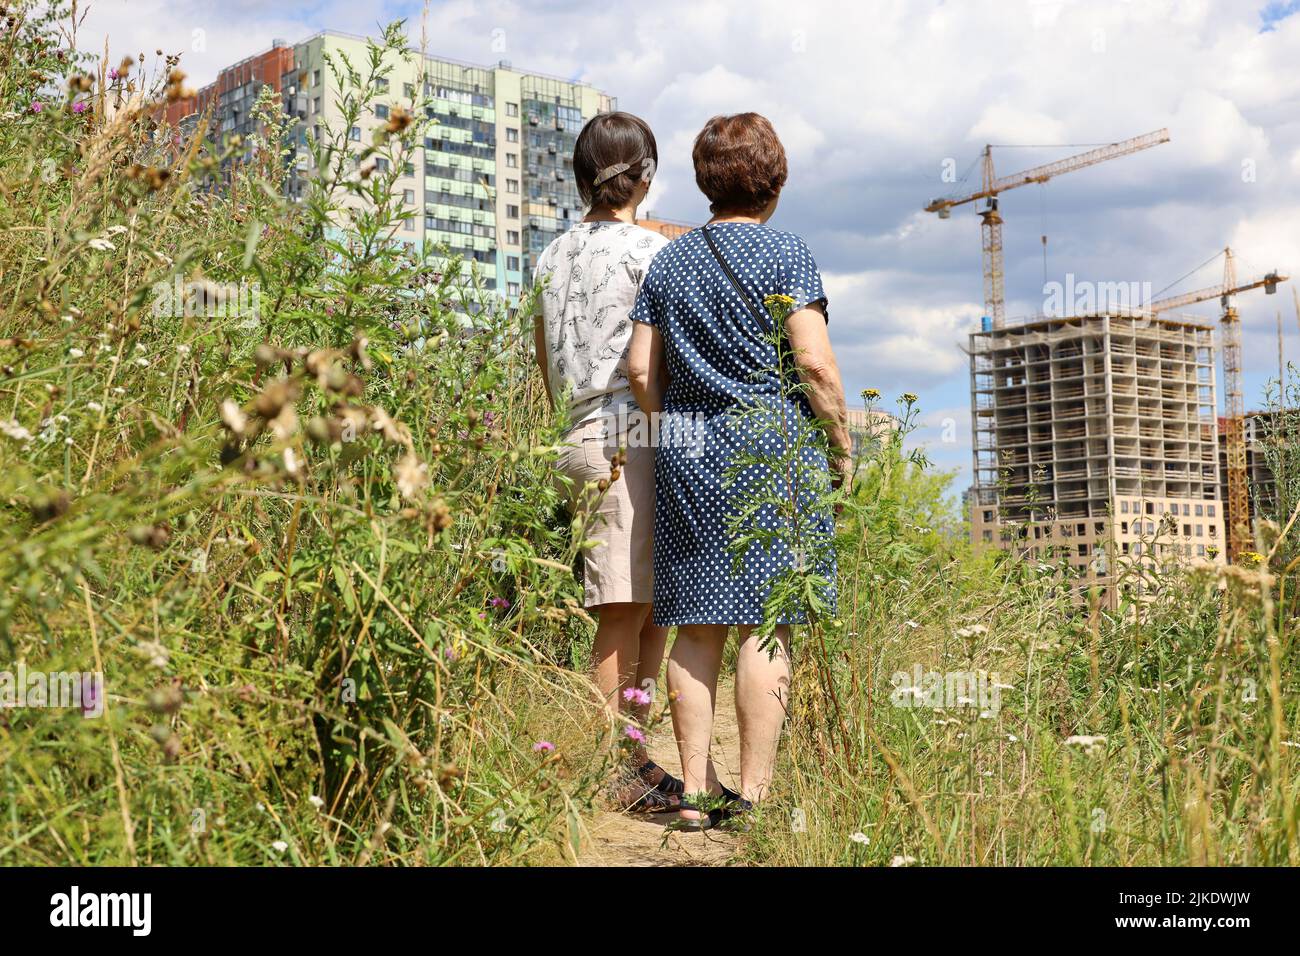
[701,225,772,332]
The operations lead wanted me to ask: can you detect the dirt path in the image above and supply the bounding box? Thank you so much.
[576,680,743,867]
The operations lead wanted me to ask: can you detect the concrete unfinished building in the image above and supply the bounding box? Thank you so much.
[969,314,1227,601]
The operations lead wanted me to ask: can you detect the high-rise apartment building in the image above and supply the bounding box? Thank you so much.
[169,31,616,300]
[969,313,1227,602]
[166,40,295,143]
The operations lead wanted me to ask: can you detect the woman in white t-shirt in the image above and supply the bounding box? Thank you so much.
[532,112,682,812]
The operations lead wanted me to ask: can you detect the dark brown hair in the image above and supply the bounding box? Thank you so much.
[692,113,788,216]
[572,111,658,210]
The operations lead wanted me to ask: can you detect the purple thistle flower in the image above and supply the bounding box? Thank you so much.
[624,725,645,744]
[622,687,651,706]
[532,741,555,753]
[489,596,509,609]
[108,68,119,80]
[72,101,87,114]
[30,101,43,114]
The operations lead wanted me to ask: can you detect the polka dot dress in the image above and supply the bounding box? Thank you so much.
[630,222,837,626]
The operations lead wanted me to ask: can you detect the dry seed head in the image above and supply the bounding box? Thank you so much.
[385,107,413,134]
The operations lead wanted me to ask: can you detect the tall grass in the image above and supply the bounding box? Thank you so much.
[746,410,1300,866]
[0,4,615,866]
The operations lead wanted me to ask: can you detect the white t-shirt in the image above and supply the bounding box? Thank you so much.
[534,221,668,426]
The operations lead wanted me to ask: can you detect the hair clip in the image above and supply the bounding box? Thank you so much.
[593,162,631,186]
[639,157,656,183]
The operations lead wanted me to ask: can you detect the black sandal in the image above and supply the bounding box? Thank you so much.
[671,784,749,832]
[623,785,681,814]
[671,794,725,831]
[637,759,684,796]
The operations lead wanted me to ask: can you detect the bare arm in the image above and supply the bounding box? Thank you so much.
[532,313,555,411]
[785,303,851,486]
[627,321,667,415]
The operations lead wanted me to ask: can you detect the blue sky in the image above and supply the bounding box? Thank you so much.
[78,0,1300,495]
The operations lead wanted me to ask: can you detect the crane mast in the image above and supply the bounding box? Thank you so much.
[926,129,1170,327]
[1147,249,1288,560]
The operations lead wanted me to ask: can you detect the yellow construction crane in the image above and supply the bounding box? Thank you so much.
[1147,249,1287,559]
[926,129,1170,327]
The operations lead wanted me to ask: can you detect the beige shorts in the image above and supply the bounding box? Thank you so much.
[556,416,654,607]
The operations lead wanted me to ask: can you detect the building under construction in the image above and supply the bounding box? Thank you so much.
[969,313,1226,601]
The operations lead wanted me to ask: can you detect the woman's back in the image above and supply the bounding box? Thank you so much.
[535,221,667,425]
[632,222,827,416]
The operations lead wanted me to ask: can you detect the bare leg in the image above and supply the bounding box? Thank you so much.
[632,614,669,719]
[631,614,672,784]
[735,625,791,803]
[667,624,728,821]
[591,602,652,763]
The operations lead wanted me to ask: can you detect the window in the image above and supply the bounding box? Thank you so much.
[1183,503,1191,516]
[376,104,389,119]
[1121,500,1129,514]
[310,96,319,115]
[349,126,361,142]
[983,530,993,543]
[506,204,519,218]
[375,78,389,91]
[506,153,518,168]
[1183,524,1191,537]
[403,218,414,231]
[1208,505,1216,516]
[507,178,518,193]
[404,83,415,99]
[313,69,320,87]
[506,127,519,143]
[403,189,415,205]
[1195,504,1204,516]
[507,255,519,270]
[507,229,520,244]
[404,161,415,176]
[508,281,520,296]
[375,157,390,173]
[506,102,518,117]
[1196,524,1203,536]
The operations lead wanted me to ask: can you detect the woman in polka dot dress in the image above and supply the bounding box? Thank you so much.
[628,113,851,829]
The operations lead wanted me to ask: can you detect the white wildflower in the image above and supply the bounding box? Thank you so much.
[219,400,247,436]
[889,855,917,867]
[87,237,115,252]
[270,840,288,853]
[849,832,870,845]
[1,419,33,443]
[308,794,325,809]
[68,347,84,358]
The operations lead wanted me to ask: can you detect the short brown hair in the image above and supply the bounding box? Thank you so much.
[573,111,658,210]
[692,113,788,216]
